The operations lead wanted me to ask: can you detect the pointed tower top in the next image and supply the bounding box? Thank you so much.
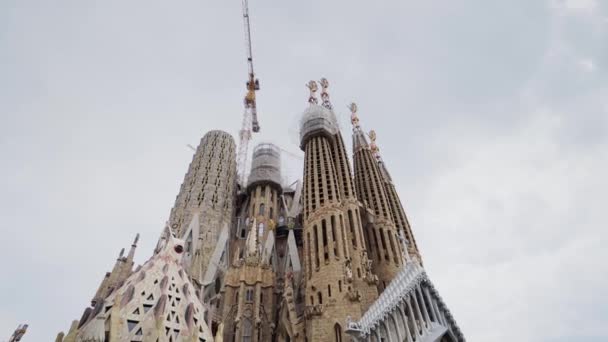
[349,102,360,129]
[350,102,370,150]
[132,233,140,245]
[369,130,379,156]
[319,77,332,110]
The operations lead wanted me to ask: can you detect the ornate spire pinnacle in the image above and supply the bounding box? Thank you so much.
[368,129,380,156]
[306,80,318,104]
[349,102,360,129]
[126,233,140,262]
[319,77,332,110]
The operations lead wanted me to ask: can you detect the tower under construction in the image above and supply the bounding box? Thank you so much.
[56,79,464,342]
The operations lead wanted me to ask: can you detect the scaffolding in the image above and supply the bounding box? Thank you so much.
[247,143,282,189]
[299,104,339,149]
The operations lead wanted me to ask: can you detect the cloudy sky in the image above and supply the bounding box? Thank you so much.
[1,0,607,341]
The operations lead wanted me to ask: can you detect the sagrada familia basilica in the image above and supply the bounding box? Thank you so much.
[55,79,465,342]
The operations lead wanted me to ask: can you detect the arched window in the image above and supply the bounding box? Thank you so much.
[269,207,274,219]
[334,323,343,342]
[259,203,265,216]
[317,292,323,305]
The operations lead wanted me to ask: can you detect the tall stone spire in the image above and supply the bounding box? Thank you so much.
[299,80,378,342]
[372,132,422,261]
[350,104,404,292]
[168,130,237,283]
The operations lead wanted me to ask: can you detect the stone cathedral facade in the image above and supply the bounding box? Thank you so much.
[57,80,464,342]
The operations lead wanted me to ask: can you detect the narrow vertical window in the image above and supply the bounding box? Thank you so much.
[348,210,357,248]
[322,219,329,262]
[313,225,320,269]
[334,324,343,342]
[379,229,389,260]
[307,232,312,278]
[340,215,348,258]
[388,232,399,265]
[331,215,338,258]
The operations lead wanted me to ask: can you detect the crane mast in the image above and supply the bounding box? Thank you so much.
[237,0,260,187]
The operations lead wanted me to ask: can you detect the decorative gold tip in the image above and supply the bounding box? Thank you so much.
[349,102,360,128]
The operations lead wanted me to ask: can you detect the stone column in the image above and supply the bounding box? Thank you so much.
[406,299,420,338]
[381,321,393,342]
[417,285,432,329]
[423,287,438,323]
[373,327,381,342]
[390,311,403,342]
[411,292,427,333]
[397,304,413,342]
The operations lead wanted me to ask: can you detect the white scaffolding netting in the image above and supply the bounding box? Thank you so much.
[247,143,282,188]
[299,104,339,146]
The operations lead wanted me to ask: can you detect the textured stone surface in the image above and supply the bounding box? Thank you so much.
[168,130,237,283]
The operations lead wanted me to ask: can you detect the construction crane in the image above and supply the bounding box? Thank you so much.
[237,0,261,187]
[8,324,28,342]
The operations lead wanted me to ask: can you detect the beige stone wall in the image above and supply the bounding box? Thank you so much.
[221,264,276,342]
